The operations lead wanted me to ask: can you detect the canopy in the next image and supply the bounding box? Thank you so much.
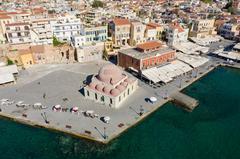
[86,110,94,114]
[150,97,157,103]
[72,106,79,111]
[104,116,110,121]
[54,105,61,109]
[34,103,42,106]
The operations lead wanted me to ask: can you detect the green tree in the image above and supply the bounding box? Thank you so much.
[92,0,104,8]
[53,36,65,46]
[7,58,14,65]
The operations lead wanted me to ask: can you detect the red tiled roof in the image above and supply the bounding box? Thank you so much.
[170,22,184,33]
[147,22,161,28]
[0,15,11,19]
[113,18,130,26]
[137,41,162,51]
[5,22,29,26]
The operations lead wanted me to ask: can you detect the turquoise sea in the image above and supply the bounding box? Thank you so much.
[0,66,240,159]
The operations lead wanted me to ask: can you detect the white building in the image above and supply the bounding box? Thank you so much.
[167,23,189,46]
[5,22,32,44]
[30,19,54,45]
[51,16,83,42]
[84,64,138,108]
[72,25,107,47]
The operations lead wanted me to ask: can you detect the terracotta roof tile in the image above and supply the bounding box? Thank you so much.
[137,41,162,51]
[113,18,130,26]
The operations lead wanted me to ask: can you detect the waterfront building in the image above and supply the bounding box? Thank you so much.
[147,23,164,41]
[118,41,176,72]
[145,24,157,41]
[167,22,189,46]
[219,23,240,40]
[129,21,146,46]
[84,64,138,108]
[189,19,216,38]
[109,18,131,46]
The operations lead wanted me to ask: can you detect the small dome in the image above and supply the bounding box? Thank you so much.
[95,84,104,92]
[121,82,128,87]
[103,86,112,94]
[110,89,120,96]
[116,85,125,92]
[89,82,97,89]
[125,78,135,84]
[98,64,123,84]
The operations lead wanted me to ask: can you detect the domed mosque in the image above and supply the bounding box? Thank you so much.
[84,64,138,108]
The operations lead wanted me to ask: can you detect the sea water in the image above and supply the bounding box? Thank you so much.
[0,67,240,159]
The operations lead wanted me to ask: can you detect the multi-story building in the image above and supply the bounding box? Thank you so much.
[190,19,216,38]
[167,23,189,46]
[130,21,146,46]
[30,19,54,45]
[0,15,14,44]
[147,23,164,41]
[72,25,108,47]
[84,64,138,108]
[109,18,131,46]
[118,41,176,72]
[51,16,83,42]
[219,23,240,40]
[5,22,32,44]
[145,24,157,41]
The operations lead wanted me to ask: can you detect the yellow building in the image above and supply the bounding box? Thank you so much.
[18,49,35,68]
[190,19,217,38]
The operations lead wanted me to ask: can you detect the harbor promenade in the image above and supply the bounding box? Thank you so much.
[0,58,238,144]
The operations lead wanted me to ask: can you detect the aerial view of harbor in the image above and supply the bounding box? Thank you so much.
[0,0,240,158]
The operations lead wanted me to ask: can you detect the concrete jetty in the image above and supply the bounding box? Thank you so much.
[170,92,199,112]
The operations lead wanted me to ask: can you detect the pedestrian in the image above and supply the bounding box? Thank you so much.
[43,93,46,99]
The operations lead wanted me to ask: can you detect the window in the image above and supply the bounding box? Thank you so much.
[119,96,121,102]
[110,98,113,104]
[101,96,104,102]
[87,91,89,96]
[128,88,130,95]
[95,93,98,100]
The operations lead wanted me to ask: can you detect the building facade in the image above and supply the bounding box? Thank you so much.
[5,22,32,44]
[51,16,83,42]
[109,18,131,46]
[130,21,146,46]
[118,41,176,72]
[190,19,216,38]
[167,23,189,46]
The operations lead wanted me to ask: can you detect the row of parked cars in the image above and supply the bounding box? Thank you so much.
[0,99,47,109]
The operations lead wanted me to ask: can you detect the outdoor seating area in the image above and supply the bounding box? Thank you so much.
[176,52,209,68]
[141,60,192,83]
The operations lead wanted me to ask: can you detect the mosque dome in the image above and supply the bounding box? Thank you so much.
[121,82,128,87]
[110,88,120,96]
[116,85,125,92]
[89,82,97,89]
[98,64,123,84]
[103,86,112,94]
[95,84,104,92]
[125,78,135,84]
